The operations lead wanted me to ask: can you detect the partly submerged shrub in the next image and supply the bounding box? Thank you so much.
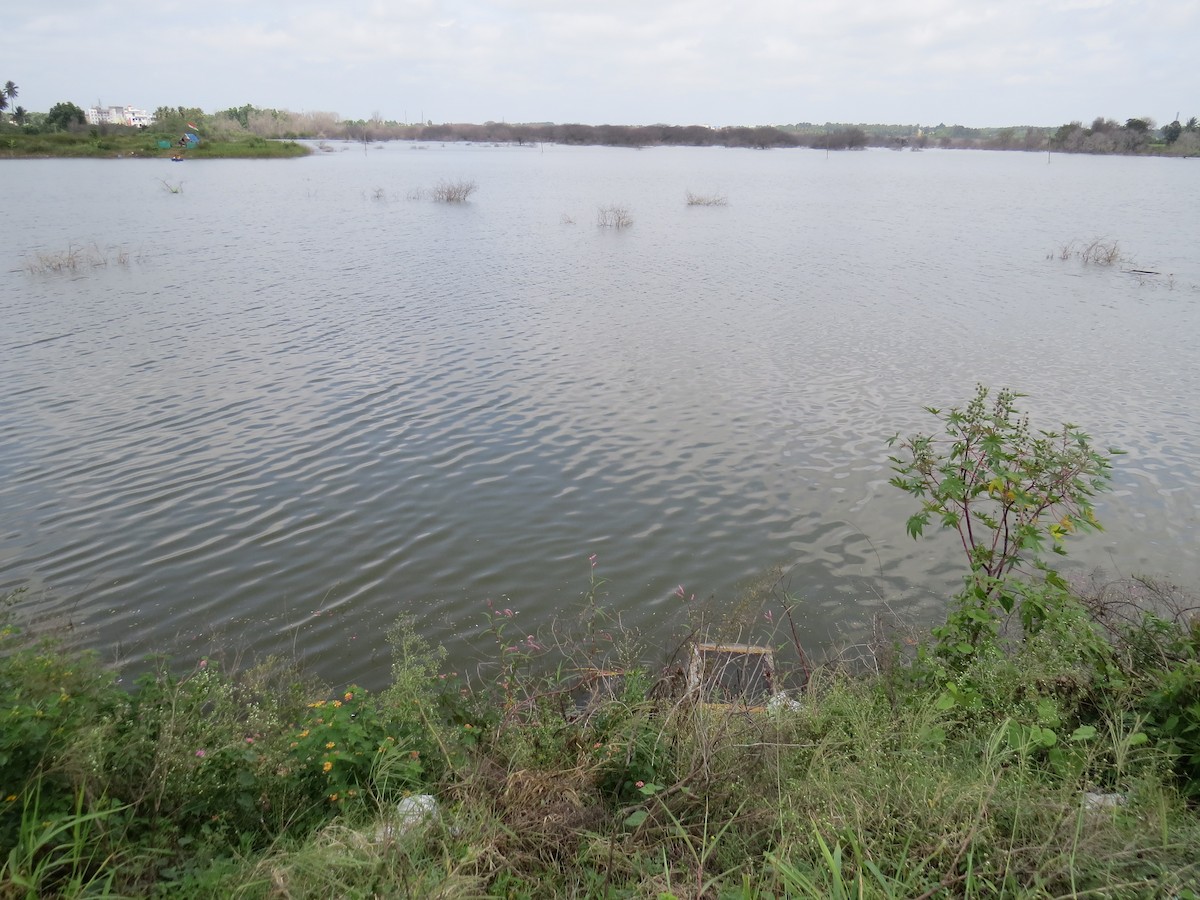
[429,178,477,202]
[597,204,633,228]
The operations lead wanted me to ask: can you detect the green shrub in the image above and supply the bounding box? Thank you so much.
[888,385,1120,690]
[889,385,1117,614]
[288,687,426,807]
[1135,620,1200,797]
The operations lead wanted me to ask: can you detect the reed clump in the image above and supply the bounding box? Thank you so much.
[685,190,728,207]
[1056,238,1123,265]
[23,243,136,274]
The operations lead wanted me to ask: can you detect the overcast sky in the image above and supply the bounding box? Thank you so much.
[6,0,1197,128]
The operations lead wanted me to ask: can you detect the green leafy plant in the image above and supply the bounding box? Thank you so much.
[289,687,425,806]
[888,384,1119,650]
[1140,655,1200,797]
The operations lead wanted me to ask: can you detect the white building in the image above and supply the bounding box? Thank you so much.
[85,105,153,128]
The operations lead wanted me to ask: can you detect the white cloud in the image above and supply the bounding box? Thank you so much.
[4,0,1197,126]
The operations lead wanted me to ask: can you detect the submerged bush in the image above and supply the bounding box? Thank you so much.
[429,178,477,202]
[597,204,633,228]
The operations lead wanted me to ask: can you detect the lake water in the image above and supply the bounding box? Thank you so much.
[3,143,1198,689]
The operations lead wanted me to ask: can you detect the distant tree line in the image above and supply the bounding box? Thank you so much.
[1049,116,1199,155]
[220,111,812,149]
[5,94,1197,157]
[783,117,1200,156]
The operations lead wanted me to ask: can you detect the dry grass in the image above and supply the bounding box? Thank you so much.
[1055,238,1123,265]
[23,243,137,275]
[685,190,728,207]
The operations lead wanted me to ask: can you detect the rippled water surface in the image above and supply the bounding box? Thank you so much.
[3,144,1198,686]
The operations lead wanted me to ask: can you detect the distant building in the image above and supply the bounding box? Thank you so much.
[85,105,153,128]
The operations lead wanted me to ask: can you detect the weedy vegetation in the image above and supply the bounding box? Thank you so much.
[3,386,1200,898]
[1054,238,1123,265]
[23,243,137,275]
[685,190,728,207]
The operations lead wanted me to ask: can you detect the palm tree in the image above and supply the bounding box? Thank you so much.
[2,81,15,109]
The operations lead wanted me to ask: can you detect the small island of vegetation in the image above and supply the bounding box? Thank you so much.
[0,94,308,160]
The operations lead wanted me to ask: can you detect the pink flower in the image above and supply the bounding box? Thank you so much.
[589,554,597,567]
[635,781,645,788]
[674,585,686,599]
[503,608,514,617]
[198,659,207,669]
[195,749,206,758]
[764,610,774,624]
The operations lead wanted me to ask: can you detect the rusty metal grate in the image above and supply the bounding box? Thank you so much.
[686,642,776,706]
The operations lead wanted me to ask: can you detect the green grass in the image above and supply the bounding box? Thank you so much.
[0,130,309,159]
[2,582,1199,898]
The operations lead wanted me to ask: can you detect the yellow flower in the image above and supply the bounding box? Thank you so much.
[299,730,309,738]
[344,692,354,701]
[329,793,339,802]
[325,741,335,749]
[4,795,16,803]
[332,700,342,708]
[322,761,333,772]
